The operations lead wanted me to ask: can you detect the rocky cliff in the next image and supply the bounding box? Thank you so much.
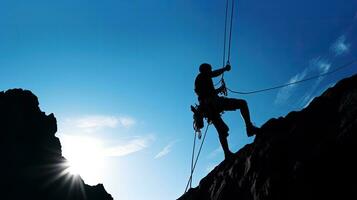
[179,74,357,200]
[0,89,113,200]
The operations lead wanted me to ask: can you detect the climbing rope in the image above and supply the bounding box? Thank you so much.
[216,0,236,87]
[189,129,197,189]
[226,59,357,95]
[222,0,230,68]
[227,0,235,63]
[222,0,235,66]
[184,124,210,193]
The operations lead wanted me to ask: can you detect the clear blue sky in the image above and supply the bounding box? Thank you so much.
[1,1,357,200]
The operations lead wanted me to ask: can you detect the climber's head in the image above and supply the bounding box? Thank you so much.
[199,63,212,74]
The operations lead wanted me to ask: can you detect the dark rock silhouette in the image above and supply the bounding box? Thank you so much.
[0,89,113,200]
[179,74,357,200]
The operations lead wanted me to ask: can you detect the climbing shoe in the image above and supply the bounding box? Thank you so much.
[224,150,234,160]
[246,124,259,137]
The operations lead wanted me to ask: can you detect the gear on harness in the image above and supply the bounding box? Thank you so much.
[220,79,228,96]
[191,105,204,139]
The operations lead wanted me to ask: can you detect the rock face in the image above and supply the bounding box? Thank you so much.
[0,89,113,200]
[179,74,357,200]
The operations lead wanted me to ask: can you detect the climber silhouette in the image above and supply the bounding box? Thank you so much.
[194,63,259,159]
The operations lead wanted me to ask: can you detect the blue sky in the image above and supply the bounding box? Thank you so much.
[1,0,357,200]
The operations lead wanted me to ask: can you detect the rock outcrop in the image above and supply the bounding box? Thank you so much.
[179,74,357,200]
[0,89,113,200]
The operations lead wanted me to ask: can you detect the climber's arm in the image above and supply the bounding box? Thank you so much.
[210,64,231,78]
[210,68,226,78]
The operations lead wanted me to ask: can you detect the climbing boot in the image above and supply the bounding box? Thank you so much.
[224,150,234,160]
[246,123,259,137]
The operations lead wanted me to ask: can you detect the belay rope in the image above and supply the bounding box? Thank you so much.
[221,0,235,81]
[225,58,357,95]
[184,124,210,193]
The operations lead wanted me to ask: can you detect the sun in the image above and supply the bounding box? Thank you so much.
[61,135,107,185]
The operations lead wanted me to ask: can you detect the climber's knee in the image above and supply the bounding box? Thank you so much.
[220,97,247,111]
[219,131,229,139]
[212,117,229,137]
[235,99,247,108]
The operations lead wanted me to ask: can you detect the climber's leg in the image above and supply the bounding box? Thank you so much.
[212,116,233,159]
[218,97,259,137]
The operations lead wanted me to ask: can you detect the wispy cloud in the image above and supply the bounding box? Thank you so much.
[58,114,150,159]
[310,57,331,74]
[330,35,350,56]
[61,134,155,158]
[207,146,223,159]
[300,33,352,106]
[75,116,119,129]
[302,82,336,108]
[66,115,136,132]
[275,56,332,106]
[274,69,307,105]
[118,117,136,128]
[154,141,177,159]
[299,57,331,106]
[105,135,155,157]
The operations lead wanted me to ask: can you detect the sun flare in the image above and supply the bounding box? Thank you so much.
[61,135,107,185]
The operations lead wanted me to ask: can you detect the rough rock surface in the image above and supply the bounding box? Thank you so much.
[0,89,113,200]
[179,74,357,200]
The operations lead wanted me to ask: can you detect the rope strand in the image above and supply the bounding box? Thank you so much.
[184,124,210,193]
[227,0,235,63]
[226,59,357,95]
[189,131,197,189]
[222,0,229,67]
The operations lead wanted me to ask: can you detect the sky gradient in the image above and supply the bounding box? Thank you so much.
[1,1,357,200]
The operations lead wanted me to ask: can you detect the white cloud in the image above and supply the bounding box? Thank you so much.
[302,95,314,108]
[61,134,154,158]
[275,57,332,106]
[274,69,307,105]
[118,117,136,128]
[154,141,177,159]
[276,33,348,107]
[318,62,331,73]
[298,57,331,106]
[66,115,136,132]
[75,115,119,129]
[330,35,350,56]
[104,136,154,157]
[302,82,336,108]
[310,57,331,74]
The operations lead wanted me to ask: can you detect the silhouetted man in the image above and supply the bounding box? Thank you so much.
[194,63,259,159]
